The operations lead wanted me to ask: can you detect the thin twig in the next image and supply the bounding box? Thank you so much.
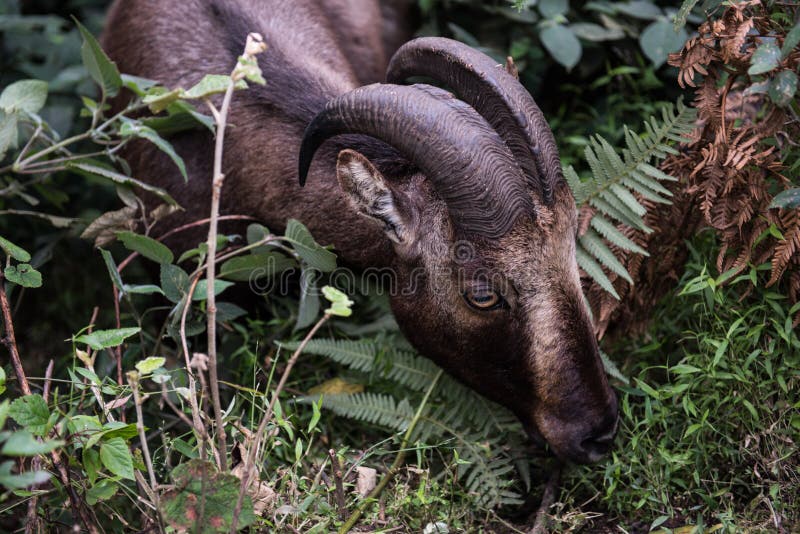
[528,463,563,534]
[328,449,347,520]
[338,370,443,534]
[230,313,330,533]
[0,274,98,533]
[127,371,160,510]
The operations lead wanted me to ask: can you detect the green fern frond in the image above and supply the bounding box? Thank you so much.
[307,392,414,431]
[567,97,696,298]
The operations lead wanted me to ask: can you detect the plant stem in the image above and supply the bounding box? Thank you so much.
[528,462,563,534]
[128,372,160,507]
[338,370,443,534]
[204,65,239,473]
[230,313,330,533]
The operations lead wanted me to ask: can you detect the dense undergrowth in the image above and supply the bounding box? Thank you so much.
[0,0,798,532]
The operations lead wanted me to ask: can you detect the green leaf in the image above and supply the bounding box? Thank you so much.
[569,22,624,42]
[0,368,5,396]
[119,121,187,180]
[160,263,190,303]
[75,327,141,350]
[181,74,246,100]
[748,42,781,75]
[116,231,174,264]
[296,269,320,330]
[74,18,121,97]
[136,356,166,375]
[284,219,337,272]
[614,1,662,20]
[120,74,159,96]
[0,110,18,160]
[86,479,119,505]
[540,24,582,70]
[142,87,183,113]
[99,437,135,480]
[1,431,64,456]
[68,162,180,207]
[538,0,568,18]
[9,394,50,436]
[322,285,354,317]
[193,279,234,301]
[219,252,294,281]
[640,19,687,68]
[767,70,797,107]
[4,264,42,288]
[0,236,31,262]
[782,22,800,58]
[770,188,800,209]
[160,460,256,532]
[0,80,48,114]
[100,248,125,292]
[0,460,51,489]
[123,284,165,295]
[577,246,620,299]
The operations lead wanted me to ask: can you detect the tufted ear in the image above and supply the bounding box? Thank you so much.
[336,149,411,244]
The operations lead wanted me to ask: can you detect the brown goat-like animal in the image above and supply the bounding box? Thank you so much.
[102,0,618,463]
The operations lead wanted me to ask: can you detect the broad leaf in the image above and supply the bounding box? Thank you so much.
[9,394,50,436]
[68,162,179,207]
[0,110,18,160]
[193,279,234,301]
[0,80,48,114]
[0,460,51,489]
[770,188,800,209]
[181,74,246,100]
[748,42,781,75]
[86,479,119,505]
[538,0,568,18]
[767,70,797,107]
[1,431,64,456]
[4,264,42,288]
[119,121,187,180]
[74,18,122,97]
[160,263,190,303]
[322,285,353,317]
[640,19,687,68]
[284,219,337,272]
[99,437,135,480]
[75,327,141,350]
[116,231,174,264]
[540,24,581,70]
[136,356,166,374]
[0,236,31,262]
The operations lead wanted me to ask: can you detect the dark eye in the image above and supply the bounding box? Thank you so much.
[463,287,504,311]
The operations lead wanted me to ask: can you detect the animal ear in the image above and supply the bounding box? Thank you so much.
[336,149,410,244]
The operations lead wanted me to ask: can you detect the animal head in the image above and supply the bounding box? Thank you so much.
[299,37,618,463]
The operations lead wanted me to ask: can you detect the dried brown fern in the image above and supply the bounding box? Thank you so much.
[585,1,800,339]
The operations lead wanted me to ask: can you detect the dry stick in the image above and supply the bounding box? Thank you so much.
[338,370,443,534]
[230,314,331,533]
[0,275,99,533]
[127,371,160,509]
[24,360,53,534]
[528,462,563,534]
[203,50,242,474]
[328,449,347,520]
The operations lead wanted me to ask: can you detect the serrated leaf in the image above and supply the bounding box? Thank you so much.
[0,80,48,114]
[68,162,179,207]
[284,219,337,272]
[74,18,121,97]
[99,437,135,480]
[640,19,687,68]
[181,74,246,100]
[0,236,31,262]
[4,264,42,288]
[116,231,174,264]
[748,42,781,75]
[119,121,187,180]
[192,279,234,301]
[136,356,166,374]
[160,263,190,303]
[322,285,354,317]
[540,24,582,70]
[75,327,141,350]
[9,394,50,436]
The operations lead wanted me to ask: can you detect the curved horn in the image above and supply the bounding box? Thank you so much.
[298,83,533,239]
[386,37,562,205]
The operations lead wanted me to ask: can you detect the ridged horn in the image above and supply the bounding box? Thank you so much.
[386,36,562,205]
[298,83,533,239]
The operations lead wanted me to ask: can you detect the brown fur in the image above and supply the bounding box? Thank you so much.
[102,0,617,463]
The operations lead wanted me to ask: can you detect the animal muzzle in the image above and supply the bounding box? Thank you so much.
[530,391,620,464]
